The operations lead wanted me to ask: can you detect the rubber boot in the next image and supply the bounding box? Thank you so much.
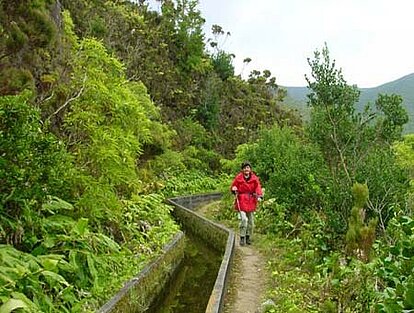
[246,235,251,245]
[240,236,245,246]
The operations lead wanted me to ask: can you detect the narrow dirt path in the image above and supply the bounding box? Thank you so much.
[196,201,267,313]
[223,237,266,313]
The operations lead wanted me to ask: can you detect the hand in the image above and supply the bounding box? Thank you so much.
[257,196,263,202]
[231,186,238,194]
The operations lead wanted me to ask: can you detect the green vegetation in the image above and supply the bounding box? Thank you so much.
[345,183,377,262]
[1,1,413,312]
[210,44,412,312]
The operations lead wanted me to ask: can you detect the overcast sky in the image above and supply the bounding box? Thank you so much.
[197,0,414,87]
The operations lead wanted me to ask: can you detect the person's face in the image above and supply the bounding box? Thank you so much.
[243,165,251,176]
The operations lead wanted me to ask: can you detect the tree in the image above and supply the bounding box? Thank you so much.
[214,69,301,157]
[306,43,360,183]
[306,44,409,226]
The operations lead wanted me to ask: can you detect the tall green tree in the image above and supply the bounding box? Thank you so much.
[60,0,211,122]
[306,44,409,226]
[215,70,300,157]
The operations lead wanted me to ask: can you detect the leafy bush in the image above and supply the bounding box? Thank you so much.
[316,253,377,312]
[345,183,378,262]
[58,32,177,231]
[0,93,74,249]
[306,45,409,231]
[171,118,222,172]
[375,215,414,312]
[255,199,288,236]
[0,193,179,312]
[160,170,226,197]
[0,245,76,313]
[393,134,414,213]
[120,194,180,253]
[231,125,332,229]
[211,50,234,81]
[259,235,321,312]
[355,147,408,230]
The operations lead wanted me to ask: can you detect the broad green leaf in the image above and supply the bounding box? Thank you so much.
[68,250,78,271]
[86,254,98,282]
[9,293,39,312]
[404,286,414,309]
[0,267,22,282]
[0,299,27,313]
[0,272,15,286]
[42,196,73,214]
[41,270,69,287]
[42,236,56,249]
[71,218,89,236]
[37,254,64,271]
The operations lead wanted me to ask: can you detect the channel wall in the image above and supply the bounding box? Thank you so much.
[99,192,235,313]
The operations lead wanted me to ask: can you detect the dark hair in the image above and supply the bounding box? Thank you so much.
[241,161,252,169]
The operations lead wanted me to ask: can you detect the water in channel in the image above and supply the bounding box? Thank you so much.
[147,233,222,313]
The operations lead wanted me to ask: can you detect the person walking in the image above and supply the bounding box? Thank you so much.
[230,161,263,246]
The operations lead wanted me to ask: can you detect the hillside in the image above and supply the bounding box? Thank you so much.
[283,73,414,133]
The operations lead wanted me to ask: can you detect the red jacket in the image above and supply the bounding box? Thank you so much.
[230,172,263,212]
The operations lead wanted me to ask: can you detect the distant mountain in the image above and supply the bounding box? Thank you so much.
[282,73,414,133]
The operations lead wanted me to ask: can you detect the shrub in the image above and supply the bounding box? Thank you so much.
[232,125,333,233]
[345,183,378,262]
[0,93,73,248]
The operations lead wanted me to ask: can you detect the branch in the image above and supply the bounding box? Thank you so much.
[325,104,352,184]
[0,52,12,61]
[367,186,392,235]
[360,112,376,128]
[39,91,55,104]
[46,74,87,121]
